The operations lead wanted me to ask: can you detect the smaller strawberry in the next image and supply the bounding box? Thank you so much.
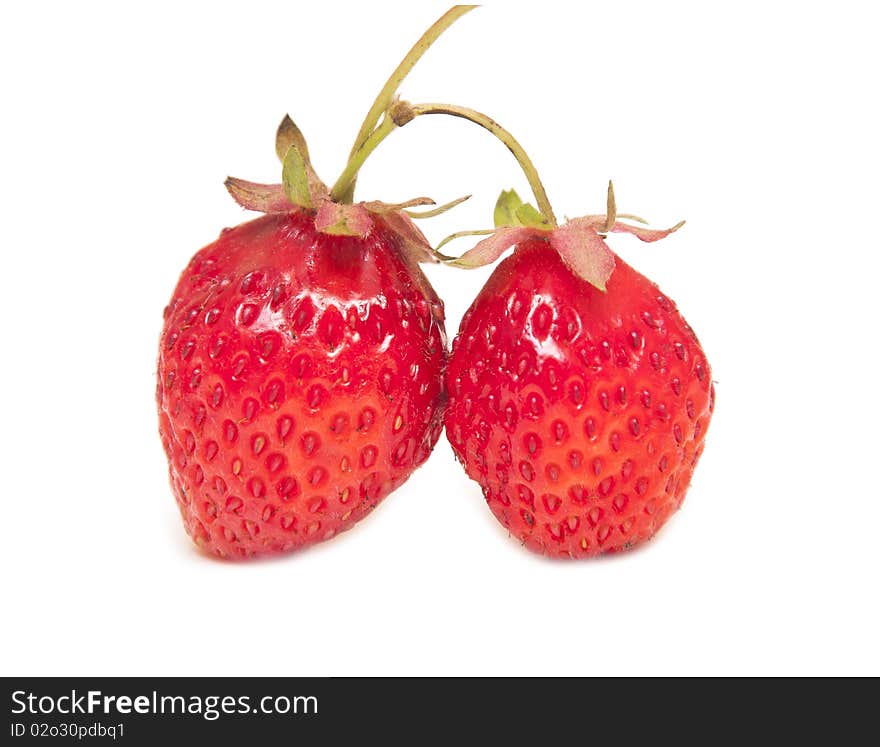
[444,183,714,558]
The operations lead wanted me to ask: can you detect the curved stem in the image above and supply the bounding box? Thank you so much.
[337,5,477,203]
[408,103,557,227]
[331,101,558,226]
[331,117,396,202]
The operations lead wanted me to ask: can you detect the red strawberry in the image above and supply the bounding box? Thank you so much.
[156,7,478,557]
[444,187,714,557]
[158,209,446,558]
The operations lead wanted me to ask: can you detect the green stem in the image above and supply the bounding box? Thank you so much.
[408,103,557,227]
[330,116,397,202]
[331,101,558,228]
[336,5,477,203]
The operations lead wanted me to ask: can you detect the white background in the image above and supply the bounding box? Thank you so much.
[2,1,877,676]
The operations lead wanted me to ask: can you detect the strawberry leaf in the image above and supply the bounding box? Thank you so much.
[314,201,373,237]
[281,144,313,209]
[493,189,525,227]
[224,178,293,213]
[275,115,312,164]
[276,117,330,207]
[550,220,616,291]
[435,229,496,254]
[406,194,471,219]
[493,189,550,230]
[605,180,617,233]
[514,202,550,229]
[610,219,686,242]
[381,210,438,263]
[446,226,542,268]
[363,197,435,214]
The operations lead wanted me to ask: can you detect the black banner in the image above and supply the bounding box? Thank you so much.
[2,677,871,742]
[6,680,333,742]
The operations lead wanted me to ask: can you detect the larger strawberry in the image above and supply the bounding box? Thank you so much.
[157,7,477,558]
[158,207,447,558]
[444,184,715,558]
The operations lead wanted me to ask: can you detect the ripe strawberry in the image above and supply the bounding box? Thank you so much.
[156,7,478,557]
[158,209,446,558]
[444,187,714,557]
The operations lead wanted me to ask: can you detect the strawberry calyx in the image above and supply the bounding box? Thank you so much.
[224,113,464,266]
[219,4,683,290]
[394,91,685,291]
[222,7,482,267]
[223,178,290,214]
[440,182,684,291]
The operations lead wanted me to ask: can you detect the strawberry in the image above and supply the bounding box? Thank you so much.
[158,209,446,558]
[443,185,714,557]
[156,7,478,558]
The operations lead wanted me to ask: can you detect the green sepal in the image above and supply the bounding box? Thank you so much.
[275,115,312,164]
[493,189,550,230]
[493,189,524,227]
[281,144,313,209]
[314,202,372,237]
[514,202,550,229]
[319,221,362,236]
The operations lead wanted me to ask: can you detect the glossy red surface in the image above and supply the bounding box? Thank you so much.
[157,211,446,558]
[445,239,714,557]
